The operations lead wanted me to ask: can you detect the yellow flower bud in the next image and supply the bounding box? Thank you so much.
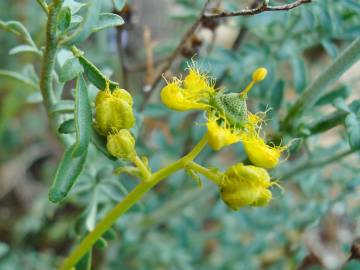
[251,189,272,207]
[225,163,270,187]
[95,88,135,136]
[106,129,135,159]
[220,182,261,210]
[219,163,272,210]
[160,81,208,111]
[252,67,267,82]
[243,137,285,169]
[206,115,242,150]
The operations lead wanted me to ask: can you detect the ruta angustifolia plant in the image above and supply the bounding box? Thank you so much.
[1,0,360,269]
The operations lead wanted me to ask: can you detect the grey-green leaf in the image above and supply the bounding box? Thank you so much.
[78,55,118,90]
[91,127,117,161]
[315,85,349,106]
[62,0,102,45]
[112,0,126,11]
[59,57,83,82]
[72,74,92,157]
[9,44,41,56]
[0,69,38,89]
[321,39,338,59]
[0,20,37,47]
[270,80,284,111]
[92,13,124,32]
[58,118,76,134]
[48,143,87,203]
[345,113,360,149]
[291,56,307,93]
[57,6,72,32]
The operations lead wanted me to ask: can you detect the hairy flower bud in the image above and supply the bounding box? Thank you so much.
[106,129,135,159]
[219,163,272,210]
[243,137,286,169]
[95,88,135,136]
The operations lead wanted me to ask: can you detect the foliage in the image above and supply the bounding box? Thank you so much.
[0,0,359,269]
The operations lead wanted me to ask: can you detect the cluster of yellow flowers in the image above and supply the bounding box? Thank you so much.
[94,83,136,159]
[160,65,286,210]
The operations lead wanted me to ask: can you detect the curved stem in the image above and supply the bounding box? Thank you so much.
[187,161,222,185]
[130,155,152,180]
[59,135,208,270]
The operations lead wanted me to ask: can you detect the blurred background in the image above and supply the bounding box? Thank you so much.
[0,0,360,269]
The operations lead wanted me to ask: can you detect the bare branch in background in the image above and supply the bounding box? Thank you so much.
[203,0,312,19]
[139,0,312,110]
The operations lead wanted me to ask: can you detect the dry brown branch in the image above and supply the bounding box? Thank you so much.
[203,0,312,19]
[139,0,312,110]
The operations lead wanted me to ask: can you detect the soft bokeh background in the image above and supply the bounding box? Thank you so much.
[0,0,360,269]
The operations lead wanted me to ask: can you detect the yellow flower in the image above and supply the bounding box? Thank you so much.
[160,67,214,111]
[183,66,214,93]
[107,129,135,159]
[242,136,286,169]
[206,115,242,150]
[220,163,273,210]
[95,87,135,136]
[160,80,209,111]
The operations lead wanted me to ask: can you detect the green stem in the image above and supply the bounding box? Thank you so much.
[40,0,64,112]
[36,0,49,14]
[130,155,152,180]
[59,135,208,270]
[187,161,222,185]
[282,37,360,132]
[278,148,357,180]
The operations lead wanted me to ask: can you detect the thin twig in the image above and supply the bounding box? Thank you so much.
[139,0,211,110]
[203,0,312,19]
[139,0,311,110]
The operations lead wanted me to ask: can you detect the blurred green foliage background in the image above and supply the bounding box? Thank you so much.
[0,0,360,269]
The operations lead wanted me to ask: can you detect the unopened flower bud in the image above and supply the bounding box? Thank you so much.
[95,88,135,136]
[252,67,267,82]
[219,163,272,210]
[106,129,135,159]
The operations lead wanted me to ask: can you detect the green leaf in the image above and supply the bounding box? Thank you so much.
[58,118,76,134]
[62,0,102,45]
[102,227,117,240]
[345,113,360,149]
[59,57,83,82]
[92,13,124,32]
[94,237,108,250]
[0,69,38,89]
[291,56,307,93]
[48,144,87,203]
[50,100,74,114]
[75,249,92,270]
[85,190,98,231]
[90,127,117,161]
[112,0,126,11]
[63,0,86,14]
[270,80,284,111]
[9,44,41,56]
[315,85,350,106]
[321,39,338,59]
[78,55,118,90]
[301,7,315,30]
[72,74,92,157]
[57,6,72,32]
[0,20,37,47]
